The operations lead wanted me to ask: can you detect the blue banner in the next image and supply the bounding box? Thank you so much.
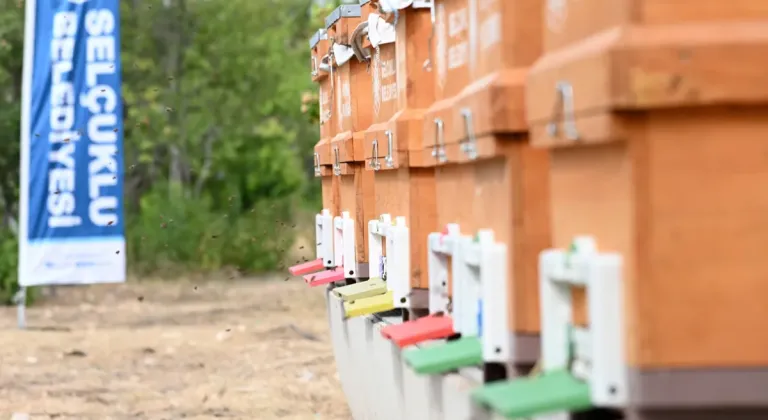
[19,0,125,286]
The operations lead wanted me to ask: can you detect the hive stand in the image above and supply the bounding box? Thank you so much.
[404,230,509,380]
[472,236,626,419]
[332,212,367,281]
[527,1,768,417]
[364,1,437,313]
[340,214,413,319]
[329,212,406,420]
[330,212,393,314]
[380,223,461,348]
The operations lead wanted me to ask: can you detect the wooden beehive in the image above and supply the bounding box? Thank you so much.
[415,0,476,233]
[312,29,340,215]
[327,4,376,266]
[363,1,437,292]
[527,0,768,409]
[453,0,550,369]
[407,0,474,309]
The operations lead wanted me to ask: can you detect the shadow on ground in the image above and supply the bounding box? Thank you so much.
[0,276,351,420]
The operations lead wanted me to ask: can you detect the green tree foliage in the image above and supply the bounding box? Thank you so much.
[0,0,330,301]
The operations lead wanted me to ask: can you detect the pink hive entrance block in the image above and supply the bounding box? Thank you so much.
[303,267,344,287]
[381,314,455,348]
[288,258,325,276]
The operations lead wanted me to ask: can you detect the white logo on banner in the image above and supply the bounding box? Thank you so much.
[547,0,567,32]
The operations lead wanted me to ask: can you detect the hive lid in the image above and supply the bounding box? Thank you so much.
[309,29,327,49]
[325,4,362,30]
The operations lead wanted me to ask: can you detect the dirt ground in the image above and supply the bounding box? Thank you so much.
[0,277,352,420]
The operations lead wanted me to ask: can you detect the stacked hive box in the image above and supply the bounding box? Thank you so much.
[400,0,552,387]
[348,0,437,316]
[419,0,475,232]
[287,29,339,277]
[472,1,768,420]
[453,0,550,379]
[531,1,768,418]
[327,4,376,282]
[376,0,469,351]
[296,1,768,419]
[312,29,339,217]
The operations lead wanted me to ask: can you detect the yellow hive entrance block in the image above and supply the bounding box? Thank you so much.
[344,291,395,319]
[333,278,388,302]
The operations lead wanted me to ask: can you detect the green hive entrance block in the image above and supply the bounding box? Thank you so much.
[403,336,482,374]
[471,369,592,419]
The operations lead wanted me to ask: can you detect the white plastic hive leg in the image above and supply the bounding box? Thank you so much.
[387,216,412,308]
[334,214,344,270]
[318,209,335,267]
[587,249,626,407]
[475,230,510,364]
[334,211,360,279]
[538,236,627,408]
[427,224,460,314]
[453,235,481,338]
[368,214,390,280]
[315,211,324,259]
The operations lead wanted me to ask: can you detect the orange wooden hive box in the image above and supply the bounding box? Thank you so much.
[527,0,768,415]
[411,0,551,376]
[450,0,550,378]
[416,0,476,232]
[362,0,437,304]
[408,0,476,336]
[327,4,376,280]
[377,0,474,348]
[312,29,340,216]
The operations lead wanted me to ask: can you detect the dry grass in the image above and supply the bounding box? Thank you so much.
[0,277,351,420]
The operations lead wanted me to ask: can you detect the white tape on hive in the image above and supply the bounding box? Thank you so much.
[333,43,356,66]
[367,13,397,47]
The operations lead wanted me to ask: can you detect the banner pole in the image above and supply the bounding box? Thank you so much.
[18,0,37,296]
[14,287,26,330]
